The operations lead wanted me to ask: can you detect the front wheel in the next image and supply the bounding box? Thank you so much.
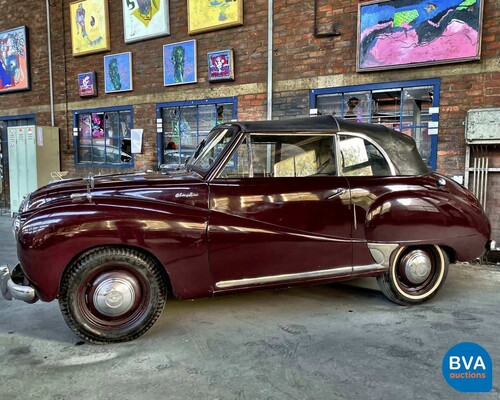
[377,245,449,305]
[59,247,167,343]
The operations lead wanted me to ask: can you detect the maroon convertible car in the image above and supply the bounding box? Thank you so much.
[1,116,494,343]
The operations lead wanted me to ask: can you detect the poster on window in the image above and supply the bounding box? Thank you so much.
[122,0,170,43]
[357,0,484,72]
[131,129,143,153]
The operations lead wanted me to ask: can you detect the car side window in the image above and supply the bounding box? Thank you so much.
[339,135,391,176]
[217,133,337,178]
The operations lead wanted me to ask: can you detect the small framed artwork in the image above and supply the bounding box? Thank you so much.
[0,26,31,94]
[70,0,110,56]
[207,49,234,82]
[123,0,170,43]
[163,40,197,86]
[357,0,484,72]
[78,71,97,97]
[104,52,133,93]
[188,0,243,35]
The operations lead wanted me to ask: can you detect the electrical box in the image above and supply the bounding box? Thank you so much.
[7,126,60,214]
[465,108,500,143]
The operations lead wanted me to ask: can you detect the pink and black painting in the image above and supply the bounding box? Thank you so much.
[357,0,483,72]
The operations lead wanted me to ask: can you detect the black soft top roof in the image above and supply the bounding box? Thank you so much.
[223,115,429,175]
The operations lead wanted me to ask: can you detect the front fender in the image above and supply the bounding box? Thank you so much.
[17,199,211,301]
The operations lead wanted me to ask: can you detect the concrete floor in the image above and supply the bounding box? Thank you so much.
[1,214,499,400]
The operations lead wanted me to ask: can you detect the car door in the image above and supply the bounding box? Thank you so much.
[207,132,353,290]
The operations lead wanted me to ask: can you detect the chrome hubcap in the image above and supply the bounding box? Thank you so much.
[93,277,137,317]
[403,250,432,284]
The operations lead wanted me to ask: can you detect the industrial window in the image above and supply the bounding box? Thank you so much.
[73,107,133,167]
[157,97,237,170]
[311,79,440,170]
[0,115,36,209]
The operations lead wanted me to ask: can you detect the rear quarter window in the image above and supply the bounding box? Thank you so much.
[339,135,391,176]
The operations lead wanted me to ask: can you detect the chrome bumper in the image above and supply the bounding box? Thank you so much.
[1,264,38,303]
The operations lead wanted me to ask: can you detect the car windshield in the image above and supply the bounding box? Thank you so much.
[188,127,236,171]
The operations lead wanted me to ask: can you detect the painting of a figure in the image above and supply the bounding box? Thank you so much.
[163,40,197,86]
[357,0,484,71]
[123,0,170,43]
[70,0,110,56]
[78,71,97,97]
[0,26,30,94]
[104,52,133,93]
[188,0,243,35]
[208,49,234,81]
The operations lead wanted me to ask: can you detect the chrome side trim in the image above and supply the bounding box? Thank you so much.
[352,263,387,274]
[215,266,352,289]
[367,243,399,269]
[215,262,391,289]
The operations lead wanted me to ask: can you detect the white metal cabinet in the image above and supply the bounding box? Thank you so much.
[7,126,60,214]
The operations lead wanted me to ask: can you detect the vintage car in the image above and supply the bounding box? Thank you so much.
[0,116,494,343]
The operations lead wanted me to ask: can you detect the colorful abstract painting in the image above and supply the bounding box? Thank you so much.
[104,52,133,93]
[0,26,30,94]
[78,71,97,97]
[357,0,483,71]
[123,0,170,43]
[208,49,234,82]
[70,0,110,56]
[163,40,197,86]
[188,0,243,35]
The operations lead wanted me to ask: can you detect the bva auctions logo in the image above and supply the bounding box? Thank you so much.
[442,342,492,392]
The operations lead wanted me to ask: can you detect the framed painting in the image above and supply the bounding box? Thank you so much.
[207,49,234,82]
[163,40,197,86]
[123,0,170,43]
[0,26,30,94]
[187,0,243,35]
[70,0,110,56]
[78,71,97,97]
[104,52,133,93]
[357,0,484,72]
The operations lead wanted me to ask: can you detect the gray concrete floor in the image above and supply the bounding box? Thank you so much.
[0,214,499,400]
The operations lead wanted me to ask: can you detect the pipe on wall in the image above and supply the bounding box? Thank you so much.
[46,0,55,127]
[267,0,273,120]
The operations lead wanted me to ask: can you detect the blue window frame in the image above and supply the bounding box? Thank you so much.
[0,114,36,208]
[73,106,133,168]
[310,78,440,170]
[156,97,238,168]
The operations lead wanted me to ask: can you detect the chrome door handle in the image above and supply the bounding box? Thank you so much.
[326,188,346,200]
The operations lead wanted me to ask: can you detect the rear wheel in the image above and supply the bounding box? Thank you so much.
[59,247,167,343]
[377,245,449,305]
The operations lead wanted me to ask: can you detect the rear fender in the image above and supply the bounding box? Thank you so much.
[364,188,490,261]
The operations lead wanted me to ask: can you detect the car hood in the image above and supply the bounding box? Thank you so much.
[21,171,206,213]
